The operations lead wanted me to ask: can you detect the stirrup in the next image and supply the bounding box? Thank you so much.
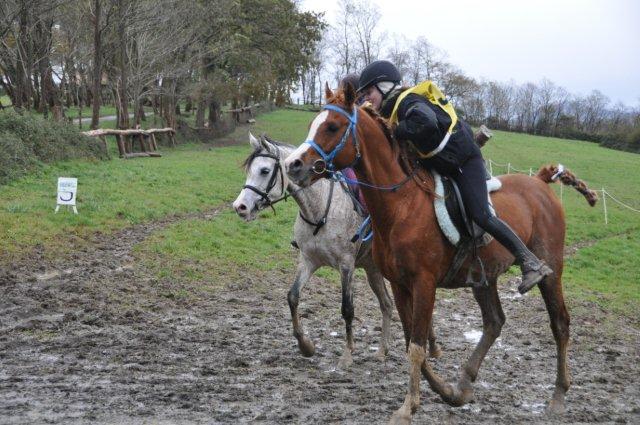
[518,262,553,294]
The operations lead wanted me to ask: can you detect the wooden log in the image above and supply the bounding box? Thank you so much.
[82,127,175,137]
[81,127,174,158]
[123,152,162,158]
[124,152,151,158]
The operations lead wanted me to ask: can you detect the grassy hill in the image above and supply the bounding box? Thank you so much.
[0,109,638,316]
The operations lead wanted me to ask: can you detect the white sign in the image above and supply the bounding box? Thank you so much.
[55,177,78,214]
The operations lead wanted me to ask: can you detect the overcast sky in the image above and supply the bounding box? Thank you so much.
[300,0,640,106]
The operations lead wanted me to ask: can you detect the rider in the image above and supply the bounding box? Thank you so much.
[356,60,552,294]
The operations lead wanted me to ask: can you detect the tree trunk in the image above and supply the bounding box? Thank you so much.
[91,0,102,129]
[207,98,219,128]
[195,98,206,127]
[116,0,129,129]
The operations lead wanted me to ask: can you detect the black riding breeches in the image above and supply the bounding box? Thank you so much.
[450,154,532,259]
[450,155,493,228]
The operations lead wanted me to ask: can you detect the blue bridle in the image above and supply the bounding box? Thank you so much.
[304,104,361,174]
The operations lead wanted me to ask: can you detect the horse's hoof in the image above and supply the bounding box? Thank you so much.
[298,337,315,357]
[460,386,475,404]
[440,384,471,407]
[546,397,566,415]
[375,345,389,361]
[338,351,353,369]
[388,409,412,425]
[429,345,442,359]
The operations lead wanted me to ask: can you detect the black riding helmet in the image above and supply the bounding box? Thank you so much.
[357,60,401,93]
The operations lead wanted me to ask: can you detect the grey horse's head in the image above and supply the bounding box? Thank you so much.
[233,133,294,221]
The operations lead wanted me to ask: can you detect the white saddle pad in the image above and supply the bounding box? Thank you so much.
[433,170,501,246]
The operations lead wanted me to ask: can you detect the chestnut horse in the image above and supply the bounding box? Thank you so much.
[285,84,597,424]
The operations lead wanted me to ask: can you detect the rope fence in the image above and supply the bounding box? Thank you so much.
[486,158,640,224]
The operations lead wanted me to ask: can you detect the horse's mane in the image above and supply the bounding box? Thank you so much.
[328,89,434,193]
[242,134,295,170]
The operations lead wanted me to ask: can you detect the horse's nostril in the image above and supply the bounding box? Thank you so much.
[238,203,247,211]
[292,158,303,170]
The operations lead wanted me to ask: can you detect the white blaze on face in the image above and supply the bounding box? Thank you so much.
[285,110,329,168]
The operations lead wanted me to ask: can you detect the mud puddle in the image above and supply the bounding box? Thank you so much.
[0,212,638,424]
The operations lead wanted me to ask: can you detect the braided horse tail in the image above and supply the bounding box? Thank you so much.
[536,164,598,206]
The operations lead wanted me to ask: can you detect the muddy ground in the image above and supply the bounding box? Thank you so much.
[1,207,639,424]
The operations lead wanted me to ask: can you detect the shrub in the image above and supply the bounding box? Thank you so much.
[627,127,640,153]
[0,110,108,185]
[0,131,40,184]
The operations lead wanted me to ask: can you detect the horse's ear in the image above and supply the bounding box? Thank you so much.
[325,82,333,102]
[344,81,356,108]
[259,134,275,154]
[249,132,260,149]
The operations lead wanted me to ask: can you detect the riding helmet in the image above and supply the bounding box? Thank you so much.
[357,60,401,93]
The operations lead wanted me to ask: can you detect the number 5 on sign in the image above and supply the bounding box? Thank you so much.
[55,177,78,214]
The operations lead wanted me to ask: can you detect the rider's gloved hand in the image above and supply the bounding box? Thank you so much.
[394,121,409,140]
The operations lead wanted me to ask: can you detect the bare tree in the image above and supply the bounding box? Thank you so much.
[88,0,115,129]
[386,33,411,82]
[348,0,383,66]
[328,2,359,77]
[406,36,450,85]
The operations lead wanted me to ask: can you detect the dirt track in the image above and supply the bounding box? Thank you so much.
[1,208,639,424]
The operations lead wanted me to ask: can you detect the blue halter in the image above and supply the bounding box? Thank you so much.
[304,104,360,173]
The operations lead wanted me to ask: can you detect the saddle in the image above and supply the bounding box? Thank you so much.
[433,170,501,247]
[432,170,502,287]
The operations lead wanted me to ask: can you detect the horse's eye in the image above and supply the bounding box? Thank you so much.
[260,168,270,175]
[327,122,339,133]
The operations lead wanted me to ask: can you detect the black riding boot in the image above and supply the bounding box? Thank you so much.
[483,216,553,294]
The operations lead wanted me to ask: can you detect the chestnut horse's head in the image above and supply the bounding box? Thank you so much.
[285,83,361,187]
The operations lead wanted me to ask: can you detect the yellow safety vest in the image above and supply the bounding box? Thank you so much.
[389,81,458,158]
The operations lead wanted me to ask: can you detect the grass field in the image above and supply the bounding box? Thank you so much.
[1,109,638,316]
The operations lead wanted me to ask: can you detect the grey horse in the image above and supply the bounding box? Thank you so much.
[233,133,440,367]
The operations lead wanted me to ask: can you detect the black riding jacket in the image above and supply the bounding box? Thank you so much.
[380,90,480,175]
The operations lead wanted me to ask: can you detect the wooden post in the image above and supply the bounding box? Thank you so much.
[602,188,608,224]
[116,135,125,157]
[138,133,146,152]
[99,135,110,158]
[150,133,158,150]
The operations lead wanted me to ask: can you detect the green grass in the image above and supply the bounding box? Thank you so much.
[65,104,118,118]
[0,143,250,261]
[1,108,638,317]
[0,95,10,107]
[135,204,299,286]
[481,130,640,315]
[65,104,154,120]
